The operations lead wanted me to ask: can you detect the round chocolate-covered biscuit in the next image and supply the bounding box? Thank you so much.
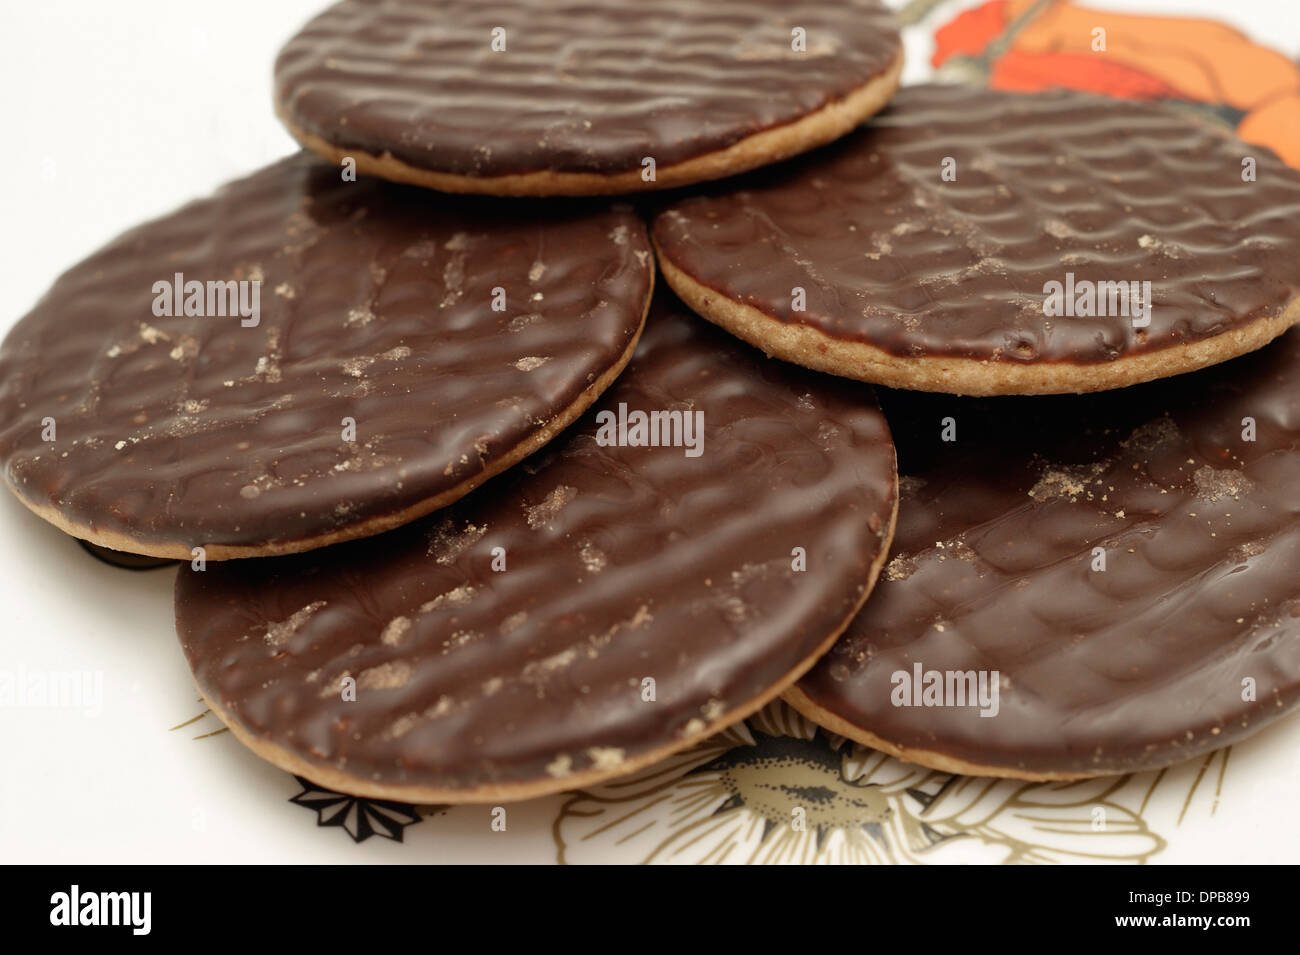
[176,294,898,802]
[654,84,1300,395]
[788,328,1300,779]
[274,0,903,196]
[0,153,653,559]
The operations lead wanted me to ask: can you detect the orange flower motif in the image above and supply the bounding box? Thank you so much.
[990,51,1181,100]
[930,0,1300,168]
[932,0,1009,65]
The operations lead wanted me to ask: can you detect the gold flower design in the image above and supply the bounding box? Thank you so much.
[554,702,1223,864]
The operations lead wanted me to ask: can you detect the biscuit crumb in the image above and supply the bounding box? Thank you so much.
[1193,465,1254,503]
[381,616,411,646]
[427,520,487,564]
[263,601,326,647]
[586,747,625,771]
[345,306,374,327]
[1123,416,1180,453]
[419,584,476,613]
[884,554,917,581]
[579,539,608,574]
[525,485,577,529]
[1029,461,1106,502]
[357,660,412,690]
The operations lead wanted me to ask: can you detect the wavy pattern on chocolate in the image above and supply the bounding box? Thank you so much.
[791,329,1300,779]
[0,154,652,558]
[176,296,898,801]
[654,84,1300,391]
[274,0,901,179]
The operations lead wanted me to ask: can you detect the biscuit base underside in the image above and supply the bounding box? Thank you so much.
[189,481,899,804]
[277,53,904,197]
[782,685,1100,782]
[656,251,1300,397]
[782,683,1297,782]
[6,284,654,561]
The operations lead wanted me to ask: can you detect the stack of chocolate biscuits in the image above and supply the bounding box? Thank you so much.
[3,0,1299,806]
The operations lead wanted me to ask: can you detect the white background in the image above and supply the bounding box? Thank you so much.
[1,0,1298,863]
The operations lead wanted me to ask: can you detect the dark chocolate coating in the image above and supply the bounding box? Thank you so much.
[274,0,901,177]
[798,328,1300,776]
[654,84,1300,364]
[176,295,897,795]
[0,153,651,553]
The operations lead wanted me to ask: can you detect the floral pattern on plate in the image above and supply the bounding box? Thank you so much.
[552,702,1227,864]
